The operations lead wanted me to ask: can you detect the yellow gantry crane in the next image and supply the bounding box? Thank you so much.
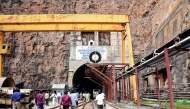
[0,14,136,100]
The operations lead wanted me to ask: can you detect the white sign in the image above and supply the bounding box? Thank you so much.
[76,46,107,60]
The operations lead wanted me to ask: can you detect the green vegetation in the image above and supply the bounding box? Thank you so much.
[141,99,190,109]
[110,103,126,109]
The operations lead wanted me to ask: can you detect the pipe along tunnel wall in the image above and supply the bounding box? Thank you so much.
[72,64,101,98]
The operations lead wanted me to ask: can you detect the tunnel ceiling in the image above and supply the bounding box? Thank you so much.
[72,63,129,93]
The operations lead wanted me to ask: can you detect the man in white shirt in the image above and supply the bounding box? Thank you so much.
[101,93,105,98]
[50,92,57,106]
[96,91,105,109]
[74,91,79,107]
[56,91,62,104]
[69,90,78,109]
[83,92,86,101]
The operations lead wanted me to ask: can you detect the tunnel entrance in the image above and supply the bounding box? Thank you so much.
[72,63,129,99]
[72,64,101,99]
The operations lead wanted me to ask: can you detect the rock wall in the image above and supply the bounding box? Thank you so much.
[4,32,70,88]
[147,0,190,52]
[139,0,190,90]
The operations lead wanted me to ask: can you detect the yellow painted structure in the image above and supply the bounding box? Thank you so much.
[0,24,125,32]
[0,14,129,23]
[0,14,128,32]
[122,31,126,71]
[126,23,137,100]
[0,14,136,100]
[0,32,4,77]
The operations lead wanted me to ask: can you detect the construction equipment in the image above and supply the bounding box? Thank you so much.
[0,14,136,101]
[0,77,34,109]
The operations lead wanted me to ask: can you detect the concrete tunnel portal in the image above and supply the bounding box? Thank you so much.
[72,64,101,97]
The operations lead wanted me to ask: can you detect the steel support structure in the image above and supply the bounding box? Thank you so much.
[155,66,161,109]
[122,31,126,69]
[87,65,112,82]
[164,48,174,109]
[113,66,116,104]
[0,14,128,32]
[0,14,129,23]
[122,75,125,106]
[86,78,102,86]
[0,32,4,77]
[88,69,109,84]
[135,67,140,109]
[107,66,113,102]
[126,22,137,100]
[1,24,125,32]
[0,14,135,105]
[128,76,132,101]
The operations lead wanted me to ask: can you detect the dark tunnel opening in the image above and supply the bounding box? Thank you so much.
[72,64,101,99]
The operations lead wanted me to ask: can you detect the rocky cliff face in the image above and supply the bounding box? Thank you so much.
[1,0,189,88]
[4,32,70,88]
[139,0,190,90]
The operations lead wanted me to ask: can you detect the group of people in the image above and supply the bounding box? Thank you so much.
[60,90,79,109]
[79,92,91,102]
[36,90,62,108]
[11,88,105,109]
[35,90,79,109]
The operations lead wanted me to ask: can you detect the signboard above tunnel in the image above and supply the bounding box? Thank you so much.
[69,46,115,61]
[76,46,107,60]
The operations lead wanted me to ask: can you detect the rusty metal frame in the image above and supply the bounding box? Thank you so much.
[85,72,103,84]
[87,65,113,82]
[122,75,125,106]
[125,47,175,109]
[113,66,116,104]
[84,63,129,104]
[86,69,109,84]
[84,77,102,86]
[164,48,174,109]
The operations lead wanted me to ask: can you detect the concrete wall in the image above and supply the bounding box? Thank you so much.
[68,32,129,87]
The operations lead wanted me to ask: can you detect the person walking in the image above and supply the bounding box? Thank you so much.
[60,91,72,109]
[50,91,57,106]
[82,92,86,101]
[45,92,49,106]
[35,90,45,109]
[11,88,22,109]
[69,90,78,109]
[57,91,62,104]
[80,92,83,100]
[96,91,105,109]
[74,91,79,107]
[85,92,90,102]
[101,92,105,99]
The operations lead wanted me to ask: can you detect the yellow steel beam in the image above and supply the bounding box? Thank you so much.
[0,14,129,24]
[0,23,125,32]
[0,32,4,77]
[122,31,126,71]
[126,23,137,101]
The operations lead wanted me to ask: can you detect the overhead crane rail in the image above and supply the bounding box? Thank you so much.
[0,14,137,101]
[0,14,128,32]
